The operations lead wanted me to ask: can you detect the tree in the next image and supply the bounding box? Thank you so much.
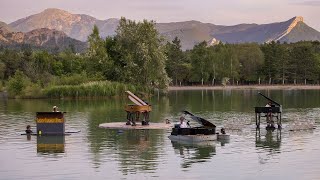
[190,41,211,85]
[165,37,188,85]
[115,18,169,88]
[86,25,111,79]
[7,70,30,96]
[235,43,264,83]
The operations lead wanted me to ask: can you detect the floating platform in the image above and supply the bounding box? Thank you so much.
[217,134,230,141]
[99,122,172,130]
[20,130,81,136]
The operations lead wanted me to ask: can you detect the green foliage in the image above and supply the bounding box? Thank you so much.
[165,37,189,85]
[1,17,320,99]
[114,18,170,88]
[7,70,30,97]
[23,82,44,98]
[44,81,150,98]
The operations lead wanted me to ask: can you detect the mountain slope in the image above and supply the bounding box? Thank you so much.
[279,21,320,42]
[9,9,320,50]
[0,28,87,52]
[10,8,118,41]
[0,21,15,33]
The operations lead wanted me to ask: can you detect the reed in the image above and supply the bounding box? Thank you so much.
[44,81,151,98]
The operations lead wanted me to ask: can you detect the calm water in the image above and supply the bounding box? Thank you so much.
[0,89,320,180]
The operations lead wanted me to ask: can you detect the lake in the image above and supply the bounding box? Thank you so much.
[0,89,320,180]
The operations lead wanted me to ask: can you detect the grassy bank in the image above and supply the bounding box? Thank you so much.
[44,81,151,98]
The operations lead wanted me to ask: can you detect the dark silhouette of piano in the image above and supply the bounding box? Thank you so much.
[254,92,282,129]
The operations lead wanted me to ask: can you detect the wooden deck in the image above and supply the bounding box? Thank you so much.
[99,122,172,130]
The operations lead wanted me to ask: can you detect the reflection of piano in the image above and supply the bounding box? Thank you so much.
[171,140,216,169]
[254,92,282,129]
[125,91,152,126]
[37,136,65,153]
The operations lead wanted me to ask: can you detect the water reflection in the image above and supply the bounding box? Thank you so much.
[37,136,65,154]
[170,141,216,169]
[115,130,164,175]
[256,129,281,150]
[255,129,281,164]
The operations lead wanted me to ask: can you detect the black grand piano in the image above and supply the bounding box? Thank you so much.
[254,92,282,129]
[169,111,216,142]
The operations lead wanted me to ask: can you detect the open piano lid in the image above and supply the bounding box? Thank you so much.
[258,92,281,106]
[183,111,216,128]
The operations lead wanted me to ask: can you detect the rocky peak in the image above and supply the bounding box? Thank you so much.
[267,16,305,42]
[42,8,71,15]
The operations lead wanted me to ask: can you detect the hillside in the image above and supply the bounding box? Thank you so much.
[0,28,87,52]
[10,8,118,41]
[8,8,320,50]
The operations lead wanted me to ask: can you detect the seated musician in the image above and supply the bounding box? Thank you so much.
[265,102,275,128]
[179,116,189,128]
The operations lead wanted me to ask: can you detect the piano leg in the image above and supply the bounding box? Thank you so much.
[256,113,261,129]
[278,113,282,129]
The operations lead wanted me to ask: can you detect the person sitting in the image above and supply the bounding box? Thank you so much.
[220,128,226,134]
[53,106,59,112]
[265,101,273,124]
[179,116,189,128]
[25,125,32,134]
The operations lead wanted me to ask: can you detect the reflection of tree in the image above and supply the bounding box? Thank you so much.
[171,141,216,169]
[86,95,170,171]
[116,130,163,175]
[255,129,281,164]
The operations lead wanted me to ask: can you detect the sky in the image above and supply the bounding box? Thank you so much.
[0,0,319,31]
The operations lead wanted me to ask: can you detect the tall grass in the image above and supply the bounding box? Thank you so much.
[44,81,151,98]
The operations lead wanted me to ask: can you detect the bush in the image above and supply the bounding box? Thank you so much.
[44,81,151,98]
[7,70,30,97]
[23,83,44,98]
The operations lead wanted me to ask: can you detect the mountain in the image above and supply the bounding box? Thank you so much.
[0,21,15,33]
[9,8,320,50]
[10,8,118,41]
[0,27,87,52]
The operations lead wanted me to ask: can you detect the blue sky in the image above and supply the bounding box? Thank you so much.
[0,0,319,31]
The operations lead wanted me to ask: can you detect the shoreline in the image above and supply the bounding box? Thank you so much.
[168,85,320,91]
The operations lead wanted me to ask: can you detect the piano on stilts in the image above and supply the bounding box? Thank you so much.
[254,92,282,129]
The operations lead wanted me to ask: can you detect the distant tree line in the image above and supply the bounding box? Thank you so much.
[0,17,320,98]
[165,38,320,85]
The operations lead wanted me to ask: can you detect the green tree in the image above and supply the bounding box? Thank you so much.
[115,18,169,88]
[86,25,111,79]
[165,37,189,85]
[235,43,264,83]
[7,70,30,96]
[190,41,210,85]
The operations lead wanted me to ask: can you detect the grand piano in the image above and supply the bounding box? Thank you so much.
[169,111,216,142]
[125,91,152,126]
[254,92,282,129]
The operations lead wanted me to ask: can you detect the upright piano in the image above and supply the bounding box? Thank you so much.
[254,92,282,129]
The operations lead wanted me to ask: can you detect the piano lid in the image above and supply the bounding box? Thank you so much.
[258,92,281,106]
[125,91,148,106]
[183,111,216,128]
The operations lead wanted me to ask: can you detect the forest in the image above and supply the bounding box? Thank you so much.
[1,18,320,98]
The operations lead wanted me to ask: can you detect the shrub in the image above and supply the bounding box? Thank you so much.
[7,70,30,97]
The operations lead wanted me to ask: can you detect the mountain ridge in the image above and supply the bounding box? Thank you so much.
[0,26,87,52]
[5,8,320,50]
